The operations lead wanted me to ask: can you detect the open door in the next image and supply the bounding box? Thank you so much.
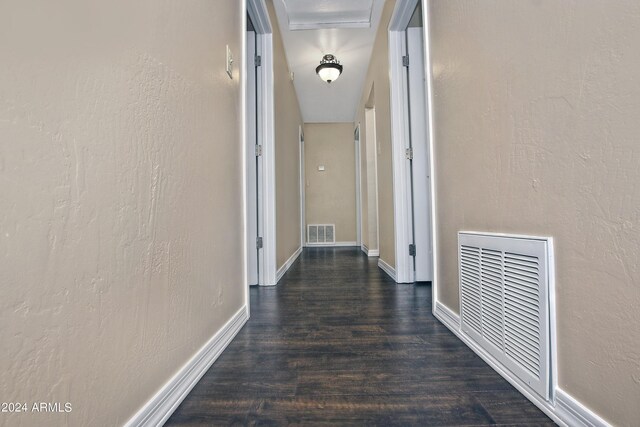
[354,125,362,248]
[299,126,305,247]
[365,106,380,255]
[405,5,432,282]
[389,0,434,283]
[246,14,262,286]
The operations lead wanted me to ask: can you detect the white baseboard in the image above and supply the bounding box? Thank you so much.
[555,389,612,427]
[377,258,396,280]
[433,301,460,329]
[432,301,611,427]
[305,241,357,248]
[361,244,380,257]
[276,246,302,283]
[125,306,249,427]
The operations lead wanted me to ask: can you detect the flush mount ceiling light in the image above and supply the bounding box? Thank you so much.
[316,54,343,83]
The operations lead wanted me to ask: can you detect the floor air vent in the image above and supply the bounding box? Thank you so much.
[459,232,553,401]
[307,224,335,245]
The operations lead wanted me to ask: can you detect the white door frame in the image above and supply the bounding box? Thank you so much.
[354,124,362,248]
[299,125,305,248]
[388,0,437,285]
[247,0,277,286]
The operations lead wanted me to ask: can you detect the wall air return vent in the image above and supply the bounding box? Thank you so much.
[458,232,554,401]
[307,224,336,245]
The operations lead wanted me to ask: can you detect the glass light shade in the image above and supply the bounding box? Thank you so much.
[317,66,341,83]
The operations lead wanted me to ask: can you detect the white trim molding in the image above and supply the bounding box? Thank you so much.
[433,301,460,329]
[247,0,272,33]
[241,0,250,312]
[306,241,358,248]
[378,258,397,281]
[305,242,358,248]
[390,0,420,30]
[555,390,612,427]
[335,241,358,247]
[421,0,440,309]
[433,302,611,427]
[124,306,249,427]
[276,246,302,283]
[361,243,380,257]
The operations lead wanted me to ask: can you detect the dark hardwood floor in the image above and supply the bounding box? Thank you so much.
[167,247,553,426]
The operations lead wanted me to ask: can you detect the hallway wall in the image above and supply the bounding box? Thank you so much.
[267,0,305,269]
[428,1,640,425]
[0,0,245,425]
[303,123,357,244]
[355,0,398,268]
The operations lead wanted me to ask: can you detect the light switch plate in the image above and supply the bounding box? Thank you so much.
[318,165,325,171]
[226,45,234,79]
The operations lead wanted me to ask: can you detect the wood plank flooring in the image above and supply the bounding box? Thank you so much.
[167,247,554,426]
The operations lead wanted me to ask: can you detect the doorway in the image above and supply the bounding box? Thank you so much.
[365,105,380,256]
[299,126,305,248]
[354,125,362,248]
[389,0,434,283]
[246,14,262,286]
[246,0,277,286]
[405,3,432,282]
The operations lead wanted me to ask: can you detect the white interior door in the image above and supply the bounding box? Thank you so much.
[406,26,432,281]
[299,127,305,247]
[354,125,362,247]
[246,26,260,286]
[365,108,379,253]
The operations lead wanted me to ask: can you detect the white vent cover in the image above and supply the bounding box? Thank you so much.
[459,232,553,401]
[307,224,336,245]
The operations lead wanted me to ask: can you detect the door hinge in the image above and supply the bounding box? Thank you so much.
[409,244,416,256]
[255,144,263,157]
[255,55,262,67]
[405,147,413,160]
[402,55,409,67]
[257,236,263,249]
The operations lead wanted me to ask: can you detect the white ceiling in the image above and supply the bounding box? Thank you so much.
[272,0,386,123]
[283,0,374,30]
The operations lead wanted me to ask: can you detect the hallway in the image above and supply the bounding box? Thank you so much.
[167,248,552,425]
